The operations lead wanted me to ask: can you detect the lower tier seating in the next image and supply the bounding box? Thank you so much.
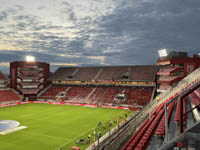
[0,89,20,103]
[38,85,154,106]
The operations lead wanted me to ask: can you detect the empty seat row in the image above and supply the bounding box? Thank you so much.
[155,101,175,136]
[0,90,20,102]
[174,98,187,122]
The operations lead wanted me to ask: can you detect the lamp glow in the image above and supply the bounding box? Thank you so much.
[25,56,35,62]
[158,49,168,57]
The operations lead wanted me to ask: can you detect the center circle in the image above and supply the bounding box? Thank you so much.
[0,120,20,132]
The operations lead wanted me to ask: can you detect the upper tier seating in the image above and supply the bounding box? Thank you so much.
[49,66,157,81]
[72,68,100,81]
[97,67,129,80]
[49,67,77,80]
[129,66,157,81]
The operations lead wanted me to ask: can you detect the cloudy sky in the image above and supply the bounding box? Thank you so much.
[0,0,200,74]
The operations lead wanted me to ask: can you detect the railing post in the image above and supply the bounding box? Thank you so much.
[179,96,184,134]
[164,103,168,143]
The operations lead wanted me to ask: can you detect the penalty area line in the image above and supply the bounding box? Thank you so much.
[55,128,93,150]
[20,130,69,141]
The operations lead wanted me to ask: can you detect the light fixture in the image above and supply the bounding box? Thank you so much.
[25,56,35,62]
[158,49,168,57]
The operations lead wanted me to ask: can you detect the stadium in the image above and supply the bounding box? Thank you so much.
[0,50,200,150]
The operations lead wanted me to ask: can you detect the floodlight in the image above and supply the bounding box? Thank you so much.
[25,56,35,62]
[158,49,168,57]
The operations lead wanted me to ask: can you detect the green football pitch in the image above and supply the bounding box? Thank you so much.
[0,103,131,150]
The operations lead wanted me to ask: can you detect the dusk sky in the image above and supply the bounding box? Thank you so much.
[0,0,200,74]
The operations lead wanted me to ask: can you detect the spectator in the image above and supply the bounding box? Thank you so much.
[87,135,91,144]
[103,124,106,129]
[98,131,101,138]
[109,121,112,127]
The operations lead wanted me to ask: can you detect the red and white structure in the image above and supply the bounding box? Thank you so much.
[157,51,200,92]
[10,61,50,99]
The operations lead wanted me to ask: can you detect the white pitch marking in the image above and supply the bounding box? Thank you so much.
[0,126,27,135]
[20,130,69,141]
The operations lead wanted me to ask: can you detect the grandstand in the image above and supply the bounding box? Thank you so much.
[38,65,157,109]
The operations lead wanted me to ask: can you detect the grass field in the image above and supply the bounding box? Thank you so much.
[0,103,131,150]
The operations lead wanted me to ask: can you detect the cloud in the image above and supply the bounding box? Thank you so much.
[0,62,9,67]
[37,6,45,10]
[60,2,77,22]
[0,11,8,20]
[93,0,200,65]
[15,5,24,11]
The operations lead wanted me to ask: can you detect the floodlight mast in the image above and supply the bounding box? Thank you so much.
[25,56,35,62]
[158,49,168,57]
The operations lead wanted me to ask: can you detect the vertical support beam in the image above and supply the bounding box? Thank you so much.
[164,103,168,143]
[179,97,184,133]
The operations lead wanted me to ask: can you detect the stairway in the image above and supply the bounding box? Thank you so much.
[86,88,96,100]
[93,68,103,80]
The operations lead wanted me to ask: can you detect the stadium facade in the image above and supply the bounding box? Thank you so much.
[10,61,50,100]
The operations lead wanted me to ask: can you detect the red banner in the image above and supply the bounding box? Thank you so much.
[0,101,130,110]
